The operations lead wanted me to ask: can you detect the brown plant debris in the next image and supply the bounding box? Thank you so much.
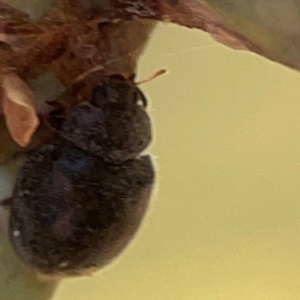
[0,71,39,147]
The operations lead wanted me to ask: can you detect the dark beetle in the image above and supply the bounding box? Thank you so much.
[4,75,155,278]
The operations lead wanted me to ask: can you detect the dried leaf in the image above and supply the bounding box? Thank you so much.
[1,72,39,147]
[157,0,300,71]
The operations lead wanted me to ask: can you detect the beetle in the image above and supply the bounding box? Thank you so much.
[3,75,155,278]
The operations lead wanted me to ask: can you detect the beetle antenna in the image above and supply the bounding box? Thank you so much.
[136,69,167,85]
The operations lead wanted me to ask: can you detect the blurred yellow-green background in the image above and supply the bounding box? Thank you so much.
[56,23,300,300]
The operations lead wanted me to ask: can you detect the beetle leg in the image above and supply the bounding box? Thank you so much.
[136,88,148,107]
[0,197,12,208]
